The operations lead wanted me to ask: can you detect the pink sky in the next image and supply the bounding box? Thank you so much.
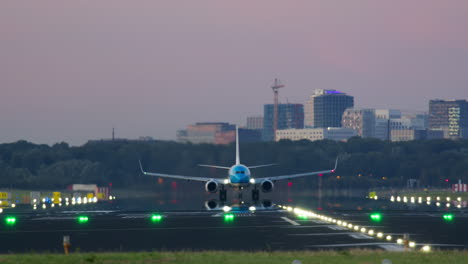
[1,1,468,145]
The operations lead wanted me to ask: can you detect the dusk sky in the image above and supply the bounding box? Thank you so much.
[2,1,468,145]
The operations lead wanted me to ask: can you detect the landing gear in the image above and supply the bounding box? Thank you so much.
[252,189,260,201]
[219,189,227,202]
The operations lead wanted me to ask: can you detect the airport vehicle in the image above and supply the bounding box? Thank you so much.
[139,127,338,201]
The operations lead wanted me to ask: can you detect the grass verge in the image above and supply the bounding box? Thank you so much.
[0,250,467,264]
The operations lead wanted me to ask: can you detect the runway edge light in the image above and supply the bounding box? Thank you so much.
[443,213,454,221]
[77,216,89,224]
[151,214,163,222]
[5,216,16,226]
[370,212,382,222]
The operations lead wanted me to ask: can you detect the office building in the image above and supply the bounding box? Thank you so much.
[263,104,304,141]
[342,108,376,138]
[304,89,354,128]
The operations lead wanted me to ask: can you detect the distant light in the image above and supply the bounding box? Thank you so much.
[151,214,162,222]
[11,204,16,208]
[223,206,231,212]
[360,228,366,233]
[77,216,89,224]
[319,174,323,177]
[377,232,383,238]
[386,235,392,241]
[368,230,374,235]
[249,206,256,211]
[249,178,255,184]
[42,204,46,209]
[224,179,229,184]
[287,182,293,187]
[396,238,403,244]
[409,241,416,248]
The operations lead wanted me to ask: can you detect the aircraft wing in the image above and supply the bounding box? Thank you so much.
[255,158,338,182]
[139,160,224,183]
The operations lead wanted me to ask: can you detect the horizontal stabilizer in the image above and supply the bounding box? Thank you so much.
[198,164,231,169]
[248,164,278,169]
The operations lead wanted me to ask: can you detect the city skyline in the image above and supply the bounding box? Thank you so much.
[2,1,468,145]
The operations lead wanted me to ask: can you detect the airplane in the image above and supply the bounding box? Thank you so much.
[139,126,338,202]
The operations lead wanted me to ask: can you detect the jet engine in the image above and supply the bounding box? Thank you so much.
[205,180,219,193]
[204,200,219,210]
[260,180,274,193]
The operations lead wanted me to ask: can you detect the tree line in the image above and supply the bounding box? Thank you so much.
[0,138,467,190]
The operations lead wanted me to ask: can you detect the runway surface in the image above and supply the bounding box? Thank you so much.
[1,202,467,253]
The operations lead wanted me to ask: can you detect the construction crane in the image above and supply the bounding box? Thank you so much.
[271,78,285,140]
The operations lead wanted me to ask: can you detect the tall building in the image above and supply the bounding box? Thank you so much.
[304,89,354,128]
[246,116,263,130]
[263,104,304,141]
[342,108,376,138]
[429,100,468,139]
[374,109,401,140]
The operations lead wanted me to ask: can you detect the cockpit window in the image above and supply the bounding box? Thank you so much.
[235,171,245,174]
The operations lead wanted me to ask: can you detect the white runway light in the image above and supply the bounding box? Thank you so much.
[422,245,431,252]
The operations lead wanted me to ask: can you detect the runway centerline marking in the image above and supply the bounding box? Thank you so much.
[281,217,300,226]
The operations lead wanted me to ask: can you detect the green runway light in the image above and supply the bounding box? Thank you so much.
[224,213,235,221]
[443,214,454,221]
[77,216,89,224]
[151,214,163,222]
[5,217,16,225]
[298,214,308,220]
[370,213,382,222]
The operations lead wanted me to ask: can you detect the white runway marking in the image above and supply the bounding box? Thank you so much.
[289,232,355,236]
[379,245,405,251]
[281,217,300,226]
[327,226,348,231]
[307,242,397,248]
[349,234,374,239]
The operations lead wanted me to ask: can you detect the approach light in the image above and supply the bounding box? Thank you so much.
[5,216,16,226]
[370,213,382,222]
[151,214,163,222]
[77,216,89,224]
[443,214,454,221]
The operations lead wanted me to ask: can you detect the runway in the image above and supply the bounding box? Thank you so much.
[1,203,467,253]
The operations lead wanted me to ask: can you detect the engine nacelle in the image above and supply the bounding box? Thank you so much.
[205,180,219,193]
[260,180,274,193]
[204,200,219,210]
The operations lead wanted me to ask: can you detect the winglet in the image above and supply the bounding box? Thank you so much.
[235,125,240,165]
[138,160,146,174]
[332,157,339,172]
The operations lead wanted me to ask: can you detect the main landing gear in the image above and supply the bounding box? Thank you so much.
[252,188,260,202]
[219,188,227,202]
